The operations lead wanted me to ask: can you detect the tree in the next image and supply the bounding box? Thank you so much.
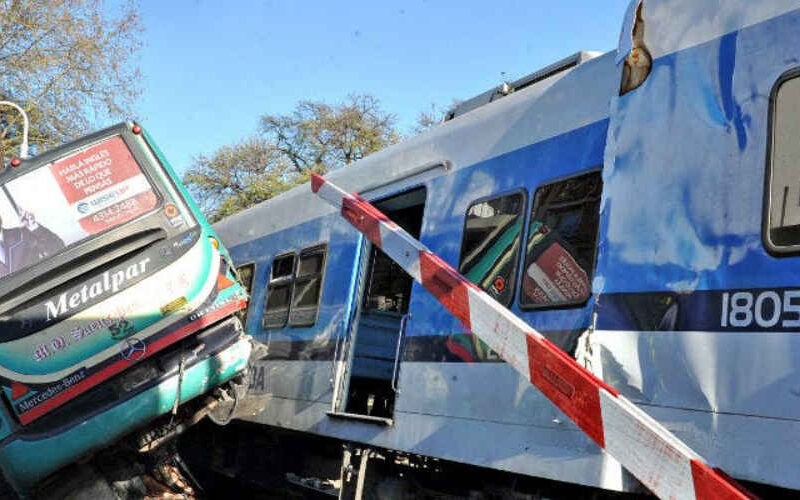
[411,100,462,135]
[260,94,400,173]
[183,137,304,221]
[413,103,446,134]
[0,0,143,163]
[184,94,400,222]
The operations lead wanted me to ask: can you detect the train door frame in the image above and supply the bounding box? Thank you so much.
[329,184,428,423]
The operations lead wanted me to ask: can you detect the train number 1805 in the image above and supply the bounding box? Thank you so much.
[721,291,800,328]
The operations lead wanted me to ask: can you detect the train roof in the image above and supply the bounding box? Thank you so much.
[215,49,617,247]
[444,51,603,122]
[215,0,800,247]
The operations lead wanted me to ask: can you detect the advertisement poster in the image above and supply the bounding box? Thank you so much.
[523,241,590,305]
[0,136,157,278]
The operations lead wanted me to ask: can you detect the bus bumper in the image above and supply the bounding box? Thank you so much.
[0,328,252,494]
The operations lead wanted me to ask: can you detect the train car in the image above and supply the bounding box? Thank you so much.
[210,1,800,496]
[0,119,253,496]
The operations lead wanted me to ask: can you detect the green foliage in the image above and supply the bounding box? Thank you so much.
[0,0,143,163]
[184,94,400,222]
[183,137,306,222]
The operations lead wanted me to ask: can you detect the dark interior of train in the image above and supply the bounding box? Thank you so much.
[345,188,426,419]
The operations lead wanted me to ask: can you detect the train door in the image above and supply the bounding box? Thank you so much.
[332,187,426,421]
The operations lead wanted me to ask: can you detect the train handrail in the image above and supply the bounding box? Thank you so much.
[391,313,410,392]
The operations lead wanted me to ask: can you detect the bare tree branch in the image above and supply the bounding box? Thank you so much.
[185,94,401,221]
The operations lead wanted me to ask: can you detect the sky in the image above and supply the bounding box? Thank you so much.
[135,0,631,176]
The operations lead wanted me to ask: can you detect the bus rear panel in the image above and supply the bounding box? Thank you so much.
[0,123,251,494]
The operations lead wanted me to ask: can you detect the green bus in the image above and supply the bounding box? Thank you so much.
[0,121,252,495]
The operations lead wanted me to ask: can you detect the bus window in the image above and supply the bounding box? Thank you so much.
[289,244,328,327]
[263,253,295,329]
[0,134,167,280]
[459,192,525,307]
[520,171,602,309]
[767,73,800,252]
[235,263,255,325]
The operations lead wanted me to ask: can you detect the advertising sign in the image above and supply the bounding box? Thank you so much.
[48,136,157,234]
[0,136,158,278]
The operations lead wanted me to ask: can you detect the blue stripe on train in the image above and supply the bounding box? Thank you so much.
[228,119,611,356]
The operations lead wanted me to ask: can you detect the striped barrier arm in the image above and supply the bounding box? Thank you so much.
[311,174,755,500]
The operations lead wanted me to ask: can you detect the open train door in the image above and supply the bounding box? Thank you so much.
[330,187,427,422]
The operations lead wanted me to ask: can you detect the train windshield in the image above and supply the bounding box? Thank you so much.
[0,133,186,281]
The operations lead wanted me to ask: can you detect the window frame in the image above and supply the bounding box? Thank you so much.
[359,185,427,316]
[763,68,800,257]
[457,188,528,308]
[288,243,329,327]
[518,169,603,312]
[234,261,256,327]
[262,251,297,330]
[0,126,183,291]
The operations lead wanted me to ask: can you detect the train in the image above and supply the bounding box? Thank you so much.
[205,1,800,497]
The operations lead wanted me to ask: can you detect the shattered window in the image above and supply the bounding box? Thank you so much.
[235,263,255,326]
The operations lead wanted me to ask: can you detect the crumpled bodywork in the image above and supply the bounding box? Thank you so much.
[593,1,800,488]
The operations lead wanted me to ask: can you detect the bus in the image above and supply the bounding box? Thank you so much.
[0,121,252,495]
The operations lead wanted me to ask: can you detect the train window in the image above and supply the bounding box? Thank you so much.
[263,253,295,330]
[363,247,412,314]
[235,263,255,326]
[767,73,800,252]
[520,171,602,309]
[289,245,328,327]
[458,192,526,307]
[362,188,426,315]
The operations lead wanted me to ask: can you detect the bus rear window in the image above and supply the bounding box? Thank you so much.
[0,135,158,278]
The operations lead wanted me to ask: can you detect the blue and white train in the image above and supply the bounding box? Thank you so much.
[205,1,800,496]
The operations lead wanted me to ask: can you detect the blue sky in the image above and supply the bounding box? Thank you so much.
[135,1,631,175]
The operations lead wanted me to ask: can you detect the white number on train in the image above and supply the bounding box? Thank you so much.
[721,291,800,328]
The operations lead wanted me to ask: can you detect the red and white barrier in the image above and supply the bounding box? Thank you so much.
[311,174,755,500]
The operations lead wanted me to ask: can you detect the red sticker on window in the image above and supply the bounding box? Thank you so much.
[523,242,590,305]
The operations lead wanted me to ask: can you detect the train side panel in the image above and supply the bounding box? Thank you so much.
[593,4,800,489]
[216,53,631,491]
